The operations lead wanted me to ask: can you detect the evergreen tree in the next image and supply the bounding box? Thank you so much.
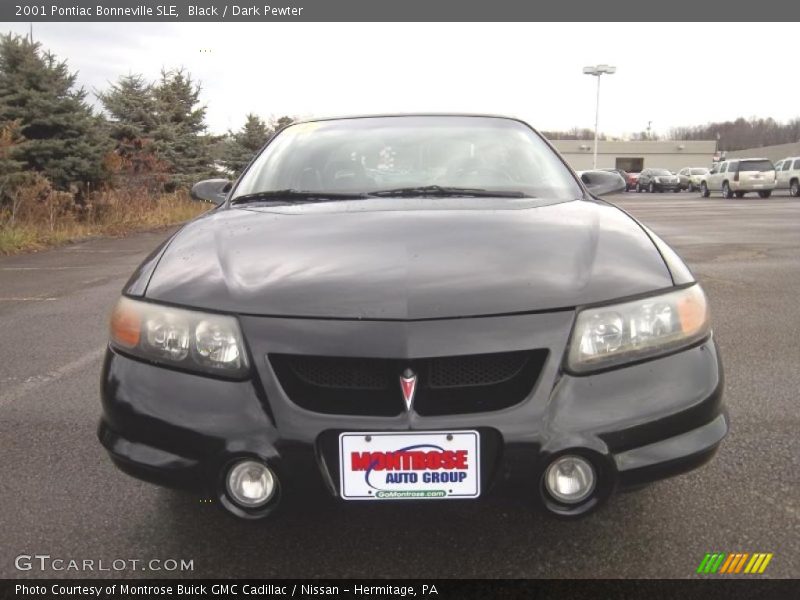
[0,120,24,179]
[97,74,161,179]
[271,115,295,132]
[152,68,213,189]
[220,114,295,178]
[0,34,110,190]
[0,119,27,212]
[220,113,271,176]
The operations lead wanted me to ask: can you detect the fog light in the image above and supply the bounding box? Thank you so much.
[544,455,595,504]
[226,460,276,508]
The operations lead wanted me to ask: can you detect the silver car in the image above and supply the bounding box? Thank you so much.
[677,167,710,192]
[700,158,776,198]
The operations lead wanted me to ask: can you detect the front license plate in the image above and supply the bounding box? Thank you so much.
[339,431,480,500]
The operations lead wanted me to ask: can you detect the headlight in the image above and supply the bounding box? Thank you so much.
[567,284,710,373]
[110,297,249,377]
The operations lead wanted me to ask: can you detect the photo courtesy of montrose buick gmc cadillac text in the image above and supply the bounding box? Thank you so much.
[98,115,727,519]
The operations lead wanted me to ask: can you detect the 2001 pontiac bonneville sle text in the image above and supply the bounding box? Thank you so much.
[98,115,727,519]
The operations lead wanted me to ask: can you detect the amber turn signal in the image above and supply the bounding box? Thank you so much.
[110,297,141,348]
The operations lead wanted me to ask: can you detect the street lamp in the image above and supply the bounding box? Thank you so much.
[582,64,616,169]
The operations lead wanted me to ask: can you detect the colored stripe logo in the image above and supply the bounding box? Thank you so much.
[696,552,773,574]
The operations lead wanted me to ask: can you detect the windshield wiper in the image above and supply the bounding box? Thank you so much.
[230,189,370,205]
[368,185,529,198]
[231,186,531,205]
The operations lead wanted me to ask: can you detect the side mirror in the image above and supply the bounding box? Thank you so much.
[190,179,232,205]
[579,170,626,196]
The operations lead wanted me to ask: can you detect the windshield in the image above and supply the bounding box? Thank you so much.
[232,116,582,201]
[651,169,672,176]
[690,168,709,175]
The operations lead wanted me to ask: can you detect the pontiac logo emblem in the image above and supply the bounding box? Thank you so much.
[399,368,417,411]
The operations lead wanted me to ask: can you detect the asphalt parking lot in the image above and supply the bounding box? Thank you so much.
[1,191,798,579]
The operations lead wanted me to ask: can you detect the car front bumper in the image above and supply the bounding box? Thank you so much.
[98,309,727,517]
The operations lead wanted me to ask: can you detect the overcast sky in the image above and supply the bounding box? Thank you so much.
[4,22,797,137]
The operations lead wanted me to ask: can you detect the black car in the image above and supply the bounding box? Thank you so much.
[637,168,682,193]
[99,115,726,520]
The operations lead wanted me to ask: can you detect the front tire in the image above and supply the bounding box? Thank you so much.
[722,182,733,199]
[649,182,656,193]
[701,182,710,198]
[790,179,799,197]
[758,190,772,198]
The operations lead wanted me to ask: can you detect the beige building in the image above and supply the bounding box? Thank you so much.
[550,139,717,172]
[725,141,800,162]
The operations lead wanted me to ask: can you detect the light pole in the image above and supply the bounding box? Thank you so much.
[582,64,616,169]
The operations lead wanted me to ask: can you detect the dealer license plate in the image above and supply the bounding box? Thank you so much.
[339,430,480,500]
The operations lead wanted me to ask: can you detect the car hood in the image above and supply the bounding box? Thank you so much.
[141,197,673,319]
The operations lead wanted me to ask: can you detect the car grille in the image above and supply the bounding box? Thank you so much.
[269,350,548,416]
[284,356,390,390]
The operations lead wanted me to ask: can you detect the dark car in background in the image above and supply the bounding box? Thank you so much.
[637,168,681,193]
[98,114,726,521]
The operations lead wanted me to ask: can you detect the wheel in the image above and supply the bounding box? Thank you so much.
[688,184,695,192]
[722,182,733,199]
[701,182,710,198]
[790,179,799,197]
[649,182,655,193]
[636,183,642,192]
[758,190,772,198]
[734,191,744,198]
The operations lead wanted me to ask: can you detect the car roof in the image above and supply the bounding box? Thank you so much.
[286,113,529,126]
[725,157,769,161]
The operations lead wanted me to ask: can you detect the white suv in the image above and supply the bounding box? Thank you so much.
[773,157,800,197]
[700,158,776,198]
